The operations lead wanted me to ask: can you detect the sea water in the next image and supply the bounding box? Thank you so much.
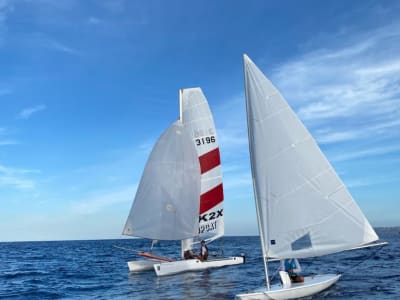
[1,228,399,299]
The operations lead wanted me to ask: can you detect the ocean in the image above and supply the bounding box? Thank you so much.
[1,228,399,299]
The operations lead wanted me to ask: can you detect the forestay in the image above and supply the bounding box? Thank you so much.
[123,121,201,240]
[181,88,224,242]
[243,54,378,259]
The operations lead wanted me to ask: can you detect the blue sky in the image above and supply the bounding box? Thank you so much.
[1,0,399,242]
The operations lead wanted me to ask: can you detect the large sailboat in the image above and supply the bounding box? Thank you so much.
[123,88,244,276]
[236,55,384,299]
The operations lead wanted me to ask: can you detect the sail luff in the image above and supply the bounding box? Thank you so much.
[243,54,271,290]
[243,54,378,260]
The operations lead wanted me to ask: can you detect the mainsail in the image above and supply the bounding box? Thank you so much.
[123,121,201,240]
[243,54,378,260]
[181,88,224,243]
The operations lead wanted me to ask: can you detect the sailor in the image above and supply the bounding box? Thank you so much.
[199,240,208,261]
[184,250,195,259]
[281,258,304,283]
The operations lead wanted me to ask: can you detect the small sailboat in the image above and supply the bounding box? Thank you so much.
[236,55,384,299]
[123,88,244,276]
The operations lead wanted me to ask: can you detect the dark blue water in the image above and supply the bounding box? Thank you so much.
[1,228,399,299]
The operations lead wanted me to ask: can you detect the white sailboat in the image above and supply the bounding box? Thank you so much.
[236,54,383,299]
[123,88,244,276]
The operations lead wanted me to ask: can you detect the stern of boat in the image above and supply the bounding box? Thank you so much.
[236,273,341,300]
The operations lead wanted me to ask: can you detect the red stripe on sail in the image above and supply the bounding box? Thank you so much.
[199,148,221,174]
[200,184,223,214]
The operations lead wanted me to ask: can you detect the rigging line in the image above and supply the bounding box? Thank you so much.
[328,243,387,276]
[113,245,176,262]
[270,263,281,281]
[342,243,387,274]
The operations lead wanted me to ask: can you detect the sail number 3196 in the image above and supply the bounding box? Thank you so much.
[195,136,216,146]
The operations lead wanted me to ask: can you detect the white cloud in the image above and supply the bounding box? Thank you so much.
[47,39,81,55]
[0,0,13,45]
[0,128,19,146]
[264,23,400,145]
[18,104,46,119]
[345,178,372,188]
[214,22,400,152]
[223,173,251,190]
[0,164,40,175]
[331,145,400,162]
[0,164,39,189]
[70,185,136,215]
[345,174,400,189]
[0,175,34,189]
[218,128,248,150]
[210,23,400,205]
[314,128,362,144]
[24,32,82,56]
[0,139,19,146]
[137,140,155,153]
[88,16,101,25]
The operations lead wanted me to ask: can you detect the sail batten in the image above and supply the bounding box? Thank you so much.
[243,54,378,260]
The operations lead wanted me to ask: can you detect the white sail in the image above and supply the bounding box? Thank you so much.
[181,88,224,243]
[243,54,378,259]
[123,121,201,240]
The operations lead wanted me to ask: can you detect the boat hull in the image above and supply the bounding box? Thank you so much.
[154,256,245,276]
[236,274,341,300]
[127,260,160,272]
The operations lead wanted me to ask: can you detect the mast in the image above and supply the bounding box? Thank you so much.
[179,88,183,123]
[179,88,193,258]
[243,54,270,290]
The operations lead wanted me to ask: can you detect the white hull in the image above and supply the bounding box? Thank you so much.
[236,274,341,300]
[127,260,161,272]
[154,256,245,276]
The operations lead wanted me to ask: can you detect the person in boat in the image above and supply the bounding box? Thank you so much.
[184,250,196,259]
[281,258,304,283]
[199,240,208,261]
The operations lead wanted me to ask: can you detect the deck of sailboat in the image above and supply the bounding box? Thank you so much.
[154,256,245,276]
[236,274,341,300]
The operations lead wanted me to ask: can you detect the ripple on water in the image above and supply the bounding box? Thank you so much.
[0,229,398,299]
